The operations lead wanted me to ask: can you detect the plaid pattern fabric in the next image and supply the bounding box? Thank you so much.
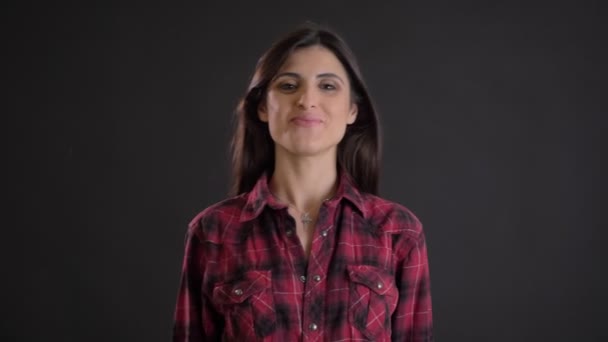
[173,172,433,341]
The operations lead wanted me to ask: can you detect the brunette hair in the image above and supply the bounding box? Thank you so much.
[230,23,381,195]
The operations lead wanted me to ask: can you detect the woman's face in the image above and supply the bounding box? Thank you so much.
[259,45,358,158]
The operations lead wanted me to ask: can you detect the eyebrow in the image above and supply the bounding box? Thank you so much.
[273,72,345,84]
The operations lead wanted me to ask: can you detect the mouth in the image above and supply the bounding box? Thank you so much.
[290,115,323,127]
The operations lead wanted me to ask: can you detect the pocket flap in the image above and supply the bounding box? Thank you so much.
[346,264,396,296]
[212,270,272,305]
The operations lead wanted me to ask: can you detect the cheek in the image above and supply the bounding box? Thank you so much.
[265,94,289,119]
[265,95,277,114]
[328,104,353,133]
[332,101,355,123]
[263,97,285,137]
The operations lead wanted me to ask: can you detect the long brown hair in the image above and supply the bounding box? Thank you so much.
[230,23,381,195]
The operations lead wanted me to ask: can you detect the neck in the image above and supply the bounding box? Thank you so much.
[269,148,339,213]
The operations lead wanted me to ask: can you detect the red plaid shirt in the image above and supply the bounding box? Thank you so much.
[173,172,433,341]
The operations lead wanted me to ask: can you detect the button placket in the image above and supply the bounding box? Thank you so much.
[302,218,332,338]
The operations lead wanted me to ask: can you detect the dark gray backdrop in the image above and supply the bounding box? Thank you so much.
[5,1,607,341]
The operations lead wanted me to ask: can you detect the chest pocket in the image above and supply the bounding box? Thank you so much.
[347,264,399,340]
[212,270,276,341]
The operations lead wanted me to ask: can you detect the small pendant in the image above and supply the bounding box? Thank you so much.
[301,212,313,226]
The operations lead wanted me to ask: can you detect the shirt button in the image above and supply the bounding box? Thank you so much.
[309,323,318,331]
[376,282,383,289]
[313,275,321,282]
[321,230,328,237]
[233,288,243,296]
[300,275,306,283]
[286,229,293,236]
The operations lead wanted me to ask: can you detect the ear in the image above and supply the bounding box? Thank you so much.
[258,103,269,122]
[347,103,358,124]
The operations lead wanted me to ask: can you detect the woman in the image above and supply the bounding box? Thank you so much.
[173,23,433,341]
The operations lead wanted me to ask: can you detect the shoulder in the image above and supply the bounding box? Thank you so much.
[357,193,429,260]
[186,194,249,243]
[358,192,424,239]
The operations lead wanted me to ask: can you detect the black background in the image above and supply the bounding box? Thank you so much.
[5,1,607,341]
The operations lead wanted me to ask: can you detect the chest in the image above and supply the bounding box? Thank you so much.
[203,209,400,341]
[208,207,396,282]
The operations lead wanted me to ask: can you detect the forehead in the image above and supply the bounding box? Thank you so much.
[278,45,348,77]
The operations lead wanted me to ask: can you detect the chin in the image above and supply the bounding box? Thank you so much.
[275,136,341,158]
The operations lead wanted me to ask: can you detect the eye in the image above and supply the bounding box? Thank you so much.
[278,82,297,91]
[319,83,337,91]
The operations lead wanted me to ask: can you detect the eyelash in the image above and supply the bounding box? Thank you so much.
[277,82,337,91]
[278,83,297,91]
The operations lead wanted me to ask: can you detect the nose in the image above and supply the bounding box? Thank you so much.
[296,85,318,109]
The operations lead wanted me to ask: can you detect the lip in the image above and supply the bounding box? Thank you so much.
[290,114,323,127]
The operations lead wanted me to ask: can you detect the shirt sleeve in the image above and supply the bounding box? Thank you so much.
[391,231,434,341]
[172,228,224,341]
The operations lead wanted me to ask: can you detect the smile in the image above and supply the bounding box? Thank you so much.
[290,116,323,127]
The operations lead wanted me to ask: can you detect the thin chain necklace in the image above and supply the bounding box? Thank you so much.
[271,193,314,228]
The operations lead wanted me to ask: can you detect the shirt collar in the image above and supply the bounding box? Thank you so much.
[239,170,367,222]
